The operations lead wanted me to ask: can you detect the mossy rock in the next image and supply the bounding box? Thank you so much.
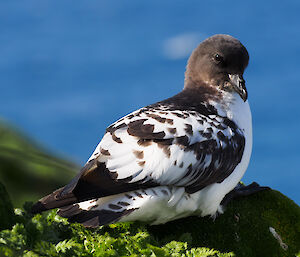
[149,189,300,257]
[0,189,299,256]
[0,182,15,230]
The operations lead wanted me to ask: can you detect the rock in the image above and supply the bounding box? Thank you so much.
[148,189,300,257]
[0,181,15,230]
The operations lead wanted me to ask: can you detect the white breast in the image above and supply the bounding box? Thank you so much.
[217,91,253,181]
[193,92,252,216]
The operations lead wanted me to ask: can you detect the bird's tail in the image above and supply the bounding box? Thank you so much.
[57,199,136,228]
[30,185,134,227]
[31,186,78,214]
[31,160,101,214]
[31,159,154,216]
[56,186,176,227]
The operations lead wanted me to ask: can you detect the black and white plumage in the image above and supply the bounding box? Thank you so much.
[32,34,253,227]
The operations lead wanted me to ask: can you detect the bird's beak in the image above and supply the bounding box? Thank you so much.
[228,74,248,102]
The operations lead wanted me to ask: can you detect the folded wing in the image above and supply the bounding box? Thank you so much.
[32,106,245,214]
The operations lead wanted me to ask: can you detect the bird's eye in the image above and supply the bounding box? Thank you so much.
[213,54,224,64]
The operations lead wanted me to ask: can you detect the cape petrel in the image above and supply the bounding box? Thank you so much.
[32,34,268,227]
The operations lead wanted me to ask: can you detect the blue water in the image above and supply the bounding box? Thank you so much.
[0,1,299,204]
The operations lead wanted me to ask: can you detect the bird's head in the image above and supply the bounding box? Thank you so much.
[184,34,249,102]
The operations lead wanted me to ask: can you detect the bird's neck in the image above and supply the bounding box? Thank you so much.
[181,81,222,105]
[182,85,251,129]
[208,89,252,132]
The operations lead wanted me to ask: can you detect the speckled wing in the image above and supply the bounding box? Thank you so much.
[81,105,245,195]
[31,104,246,214]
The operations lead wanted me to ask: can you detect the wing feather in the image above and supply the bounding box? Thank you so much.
[32,105,245,213]
[86,106,245,192]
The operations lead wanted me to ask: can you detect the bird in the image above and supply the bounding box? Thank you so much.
[32,34,268,228]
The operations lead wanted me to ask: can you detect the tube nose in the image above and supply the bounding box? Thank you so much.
[228,74,248,101]
[239,76,245,88]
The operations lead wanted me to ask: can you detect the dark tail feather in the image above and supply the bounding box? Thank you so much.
[31,187,78,214]
[31,163,89,214]
[57,204,136,227]
[31,159,147,217]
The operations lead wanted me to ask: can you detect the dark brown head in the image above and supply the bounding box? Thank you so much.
[184,34,249,101]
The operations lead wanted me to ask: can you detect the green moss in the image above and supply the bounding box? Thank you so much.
[0,182,15,230]
[0,190,299,256]
[0,205,233,257]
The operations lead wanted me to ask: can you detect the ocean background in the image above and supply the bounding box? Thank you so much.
[0,1,299,204]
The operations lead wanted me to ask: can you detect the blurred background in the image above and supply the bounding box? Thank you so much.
[0,1,299,206]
